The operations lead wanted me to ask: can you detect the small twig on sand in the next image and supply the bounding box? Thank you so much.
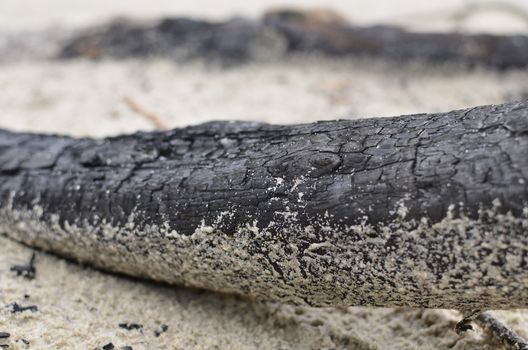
[476,312,528,350]
[9,252,36,279]
[122,95,168,130]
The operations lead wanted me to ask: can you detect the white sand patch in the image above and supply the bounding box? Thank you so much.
[0,58,526,137]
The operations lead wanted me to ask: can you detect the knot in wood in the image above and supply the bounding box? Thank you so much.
[308,152,342,176]
[268,151,341,178]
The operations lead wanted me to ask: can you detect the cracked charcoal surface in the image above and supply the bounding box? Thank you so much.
[0,101,527,310]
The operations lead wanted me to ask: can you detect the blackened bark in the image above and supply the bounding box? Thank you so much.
[58,10,528,68]
[0,101,527,309]
[1,101,527,234]
[476,313,528,350]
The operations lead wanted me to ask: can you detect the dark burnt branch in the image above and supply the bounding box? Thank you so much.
[0,101,527,311]
[7,303,38,314]
[58,9,528,68]
[476,312,528,350]
[1,101,527,235]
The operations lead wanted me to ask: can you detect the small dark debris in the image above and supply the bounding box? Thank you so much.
[102,343,114,350]
[118,323,143,331]
[458,323,473,332]
[0,332,9,350]
[9,253,36,279]
[22,339,30,345]
[24,294,30,299]
[154,324,168,337]
[7,302,38,314]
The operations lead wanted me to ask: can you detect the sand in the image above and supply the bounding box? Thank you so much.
[1,58,527,137]
[0,1,528,349]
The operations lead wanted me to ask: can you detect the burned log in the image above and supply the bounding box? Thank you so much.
[58,9,528,68]
[0,101,527,311]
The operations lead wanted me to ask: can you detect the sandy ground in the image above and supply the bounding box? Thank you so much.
[0,58,527,137]
[1,1,528,349]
